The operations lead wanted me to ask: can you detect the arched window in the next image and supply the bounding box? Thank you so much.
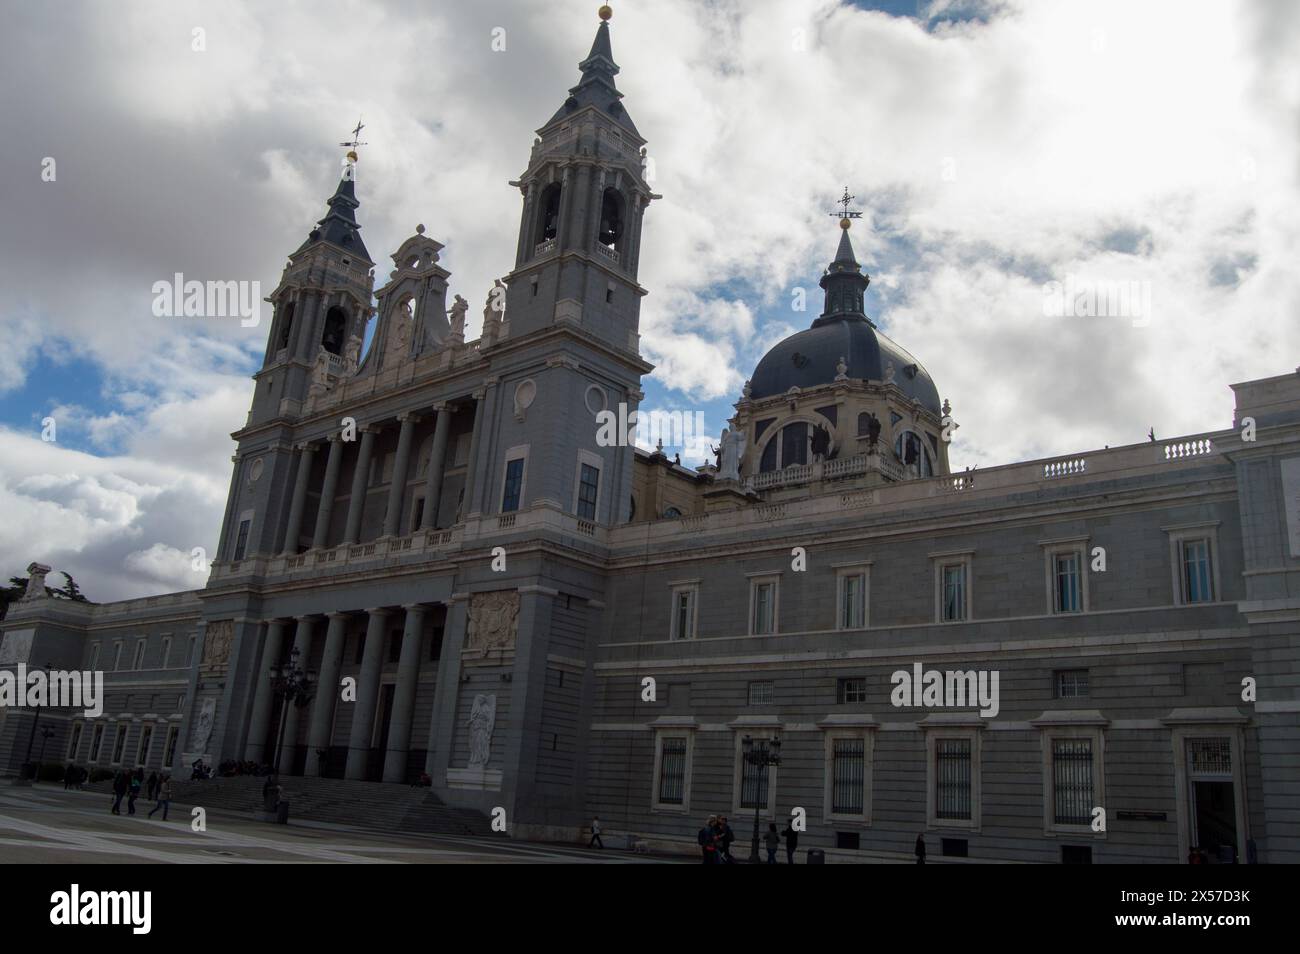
[760,439,778,473]
[536,183,562,245]
[857,412,870,436]
[321,306,347,356]
[598,188,625,250]
[894,429,934,477]
[781,422,809,468]
[663,506,682,519]
[276,301,295,352]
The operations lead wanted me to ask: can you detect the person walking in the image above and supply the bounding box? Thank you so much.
[781,820,799,864]
[147,775,172,821]
[699,815,720,864]
[146,771,159,802]
[111,771,128,815]
[718,815,735,863]
[588,816,604,849]
[764,823,780,864]
[64,764,76,790]
[915,833,926,864]
[127,770,142,816]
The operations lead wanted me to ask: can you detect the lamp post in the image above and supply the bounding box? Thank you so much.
[742,733,782,864]
[37,726,55,765]
[269,647,316,780]
[20,661,53,782]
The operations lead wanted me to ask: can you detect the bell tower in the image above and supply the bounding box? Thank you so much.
[502,5,657,354]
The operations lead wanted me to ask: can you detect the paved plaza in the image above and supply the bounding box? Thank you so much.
[0,784,675,864]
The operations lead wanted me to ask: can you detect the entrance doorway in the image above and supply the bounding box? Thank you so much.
[1187,738,1238,863]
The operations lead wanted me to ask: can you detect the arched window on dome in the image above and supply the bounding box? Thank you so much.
[781,422,809,468]
[663,506,682,519]
[760,438,778,473]
[894,429,934,477]
[857,412,870,436]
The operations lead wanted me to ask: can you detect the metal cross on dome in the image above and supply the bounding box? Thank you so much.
[830,187,863,221]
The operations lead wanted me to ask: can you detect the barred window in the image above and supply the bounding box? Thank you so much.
[739,739,772,810]
[1052,738,1094,825]
[837,677,867,705]
[935,738,972,820]
[1187,737,1231,776]
[1054,551,1081,613]
[748,681,773,706]
[831,737,866,815]
[657,738,687,806]
[1056,669,1090,698]
[1181,539,1213,603]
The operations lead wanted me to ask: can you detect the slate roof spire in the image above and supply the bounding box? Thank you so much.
[545,5,640,136]
[297,156,372,263]
[816,218,872,327]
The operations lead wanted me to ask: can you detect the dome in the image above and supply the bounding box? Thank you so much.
[748,315,941,414]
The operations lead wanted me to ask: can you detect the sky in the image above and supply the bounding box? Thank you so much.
[1,0,1298,601]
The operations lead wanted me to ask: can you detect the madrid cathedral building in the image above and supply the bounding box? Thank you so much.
[3,9,1299,864]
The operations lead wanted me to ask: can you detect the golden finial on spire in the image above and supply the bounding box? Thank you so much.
[340,117,367,164]
[830,187,862,229]
[599,4,613,21]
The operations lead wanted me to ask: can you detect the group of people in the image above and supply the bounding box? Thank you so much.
[699,816,800,864]
[109,768,173,821]
[62,765,88,790]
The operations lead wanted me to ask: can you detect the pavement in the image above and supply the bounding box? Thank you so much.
[0,783,680,864]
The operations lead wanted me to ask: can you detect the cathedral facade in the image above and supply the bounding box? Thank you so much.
[2,12,1299,864]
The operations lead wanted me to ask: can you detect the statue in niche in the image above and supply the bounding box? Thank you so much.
[718,426,745,481]
[467,693,496,768]
[343,334,362,373]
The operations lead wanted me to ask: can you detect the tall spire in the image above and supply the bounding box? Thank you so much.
[544,5,639,136]
[297,131,372,262]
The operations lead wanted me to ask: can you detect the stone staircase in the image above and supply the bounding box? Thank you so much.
[85,775,494,837]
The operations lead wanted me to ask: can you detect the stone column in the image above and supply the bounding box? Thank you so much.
[382,604,426,782]
[311,436,345,550]
[243,620,289,762]
[461,390,488,517]
[304,612,348,777]
[426,596,470,779]
[342,426,377,545]
[345,607,390,780]
[382,413,418,537]
[419,406,452,530]
[281,443,316,554]
[275,616,317,773]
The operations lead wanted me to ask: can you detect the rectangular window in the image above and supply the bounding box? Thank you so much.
[837,677,868,705]
[112,642,124,671]
[837,570,867,629]
[831,737,866,815]
[501,458,525,513]
[739,738,772,810]
[1054,551,1081,613]
[67,723,83,761]
[1181,539,1214,603]
[657,738,687,806]
[132,640,147,671]
[935,738,972,821]
[748,681,773,706]
[185,636,196,668]
[941,564,967,621]
[1056,669,1090,698]
[112,724,128,764]
[1052,738,1094,825]
[137,724,154,766]
[88,643,101,671]
[160,636,172,669]
[750,580,777,635]
[576,463,599,520]
[670,587,697,640]
[89,725,105,762]
[164,726,179,766]
[233,518,251,561]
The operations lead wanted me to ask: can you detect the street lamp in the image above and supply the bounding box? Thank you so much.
[269,647,316,780]
[742,733,782,864]
[37,726,55,765]
[21,661,53,782]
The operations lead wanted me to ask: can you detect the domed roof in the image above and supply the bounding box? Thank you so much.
[748,223,940,414]
[749,316,941,414]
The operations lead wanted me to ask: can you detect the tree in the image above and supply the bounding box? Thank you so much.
[0,576,28,620]
[52,572,89,602]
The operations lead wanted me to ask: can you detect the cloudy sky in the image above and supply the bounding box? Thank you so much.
[1,0,1298,601]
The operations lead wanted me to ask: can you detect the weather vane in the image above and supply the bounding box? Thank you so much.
[340,117,368,160]
[830,187,863,225]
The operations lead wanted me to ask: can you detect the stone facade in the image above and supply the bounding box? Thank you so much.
[1,14,1297,864]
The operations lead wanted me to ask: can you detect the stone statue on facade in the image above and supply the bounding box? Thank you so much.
[884,361,896,384]
[190,698,216,753]
[448,294,468,345]
[718,426,745,482]
[21,562,51,602]
[201,620,234,671]
[343,333,362,373]
[466,591,520,658]
[467,693,496,768]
